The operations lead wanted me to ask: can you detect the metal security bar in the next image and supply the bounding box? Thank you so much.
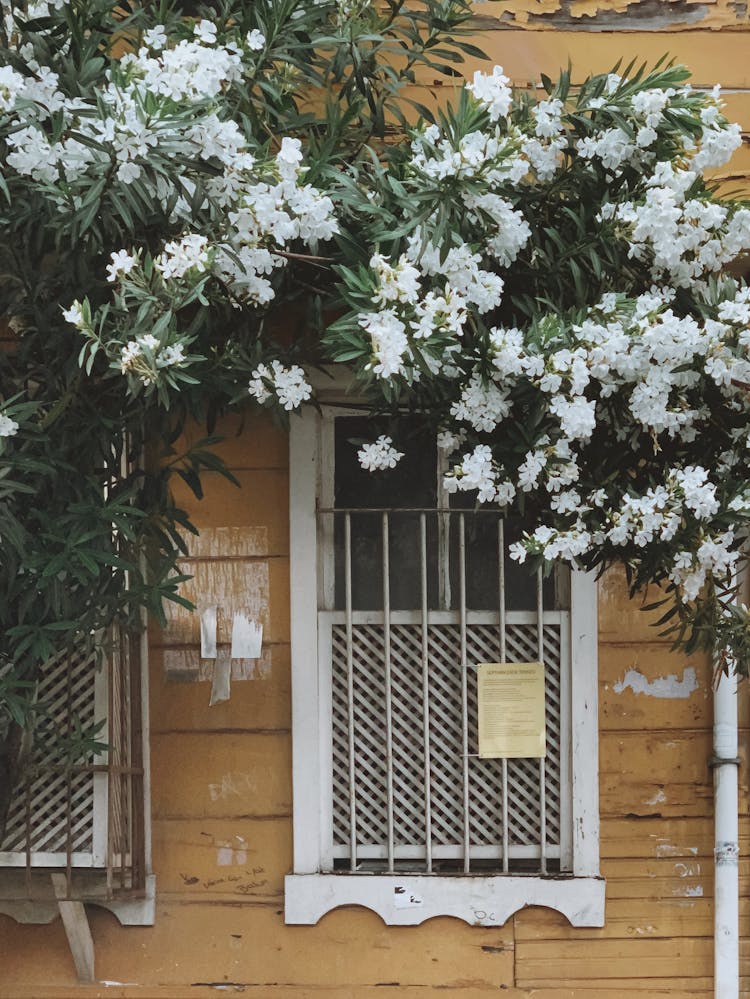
[0,621,147,902]
[318,507,572,876]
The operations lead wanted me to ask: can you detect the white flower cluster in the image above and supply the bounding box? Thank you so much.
[0,413,19,437]
[248,361,312,411]
[3,20,338,323]
[120,334,187,384]
[613,162,750,287]
[357,436,404,471]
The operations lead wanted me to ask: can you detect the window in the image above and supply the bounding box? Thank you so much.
[0,620,154,927]
[286,383,604,927]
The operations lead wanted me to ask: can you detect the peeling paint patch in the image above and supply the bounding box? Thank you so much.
[208,772,256,802]
[673,883,704,897]
[230,613,263,659]
[646,788,667,805]
[184,526,269,558]
[163,645,273,682]
[674,861,701,877]
[216,836,249,866]
[613,666,698,699]
[656,842,699,857]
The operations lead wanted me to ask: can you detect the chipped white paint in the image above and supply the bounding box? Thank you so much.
[613,666,698,699]
[162,559,269,648]
[230,614,263,659]
[656,842,698,858]
[208,772,256,802]
[200,605,218,659]
[394,884,424,909]
[184,526,269,558]
[646,788,667,806]
[672,883,704,897]
[163,646,273,682]
[630,925,656,936]
[674,861,701,878]
[216,837,248,867]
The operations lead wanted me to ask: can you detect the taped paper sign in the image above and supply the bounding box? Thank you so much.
[209,656,231,706]
[200,605,218,659]
[230,613,263,659]
[477,661,546,759]
[394,884,423,909]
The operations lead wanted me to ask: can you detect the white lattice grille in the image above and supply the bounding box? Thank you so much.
[1,646,99,863]
[329,617,567,872]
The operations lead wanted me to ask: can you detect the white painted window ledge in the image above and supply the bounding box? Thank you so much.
[285,873,605,927]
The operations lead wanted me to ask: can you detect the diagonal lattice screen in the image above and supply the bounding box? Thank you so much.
[1,646,99,862]
[330,619,566,873]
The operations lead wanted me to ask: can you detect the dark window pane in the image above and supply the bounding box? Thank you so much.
[333,417,437,610]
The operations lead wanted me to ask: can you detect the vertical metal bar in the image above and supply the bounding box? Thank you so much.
[459,514,470,873]
[106,641,115,897]
[420,513,432,873]
[382,512,395,873]
[65,650,74,896]
[345,513,357,872]
[498,520,509,873]
[24,782,32,897]
[537,565,547,875]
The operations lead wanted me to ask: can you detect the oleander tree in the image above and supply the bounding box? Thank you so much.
[1,0,750,833]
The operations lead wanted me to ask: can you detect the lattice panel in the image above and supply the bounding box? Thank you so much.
[331,621,565,872]
[1,647,99,860]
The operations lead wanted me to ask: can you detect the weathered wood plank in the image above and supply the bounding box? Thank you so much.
[148,642,291,732]
[413,29,750,89]
[515,934,749,984]
[150,817,290,901]
[82,903,515,990]
[149,732,292,819]
[599,644,711,732]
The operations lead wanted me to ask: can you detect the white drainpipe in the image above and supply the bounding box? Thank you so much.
[713,668,739,999]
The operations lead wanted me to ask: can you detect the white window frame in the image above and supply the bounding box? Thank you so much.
[0,622,155,927]
[285,378,604,927]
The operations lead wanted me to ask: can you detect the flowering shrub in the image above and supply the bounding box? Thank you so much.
[326,64,750,669]
[1,0,750,815]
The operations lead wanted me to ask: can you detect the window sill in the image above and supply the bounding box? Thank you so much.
[0,871,156,926]
[284,873,605,927]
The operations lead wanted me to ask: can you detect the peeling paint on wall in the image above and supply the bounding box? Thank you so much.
[163,646,273,682]
[216,836,249,866]
[208,772,257,802]
[613,666,698,699]
[473,0,747,31]
[656,842,699,857]
[183,526,269,558]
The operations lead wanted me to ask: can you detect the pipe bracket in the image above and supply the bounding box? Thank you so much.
[708,755,741,769]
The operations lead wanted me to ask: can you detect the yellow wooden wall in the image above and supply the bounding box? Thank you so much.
[2,7,750,996]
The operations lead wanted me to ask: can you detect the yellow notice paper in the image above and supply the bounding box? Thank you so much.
[477,662,546,759]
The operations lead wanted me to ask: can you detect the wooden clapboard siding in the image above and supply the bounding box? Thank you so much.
[3,5,750,995]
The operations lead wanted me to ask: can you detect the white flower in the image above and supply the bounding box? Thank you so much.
[360,310,408,379]
[358,435,404,471]
[106,250,137,282]
[143,24,167,49]
[193,20,218,45]
[156,234,209,280]
[116,160,142,184]
[248,360,312,411]
[62,300,85,328]
[0,413,19,437]
[467,66,512,121]
[246,29,265,51]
